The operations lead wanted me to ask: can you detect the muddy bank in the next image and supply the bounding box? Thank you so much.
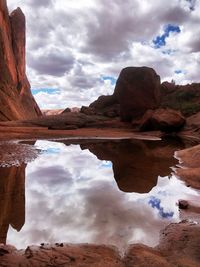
[175,144,200,189]
[0,222,199,267]
[0,126,162,142]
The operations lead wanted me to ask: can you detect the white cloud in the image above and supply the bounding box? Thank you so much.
[7,0,200,109]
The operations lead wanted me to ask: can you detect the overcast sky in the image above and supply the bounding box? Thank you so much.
[7,0,200,109]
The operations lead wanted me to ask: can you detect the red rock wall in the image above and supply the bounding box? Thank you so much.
[0,0,41,121]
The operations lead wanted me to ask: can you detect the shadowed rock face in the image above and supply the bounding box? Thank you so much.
[139,108,186,132]
[114,67,161,121]
[89,95,120,117]
[0,165,25,244]
[81,139,183,193]
[0,1,41,121]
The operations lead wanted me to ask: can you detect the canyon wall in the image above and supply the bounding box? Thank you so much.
[0,0,41,121]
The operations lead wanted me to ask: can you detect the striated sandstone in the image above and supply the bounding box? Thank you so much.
[0,1,41,121]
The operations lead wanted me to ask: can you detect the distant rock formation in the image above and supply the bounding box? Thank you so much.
[0,1,41,121]
[89,67,160,122]
[160,82,200,116]
[42,109,64,116]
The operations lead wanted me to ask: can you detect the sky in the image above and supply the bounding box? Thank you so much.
[7,0,200,109]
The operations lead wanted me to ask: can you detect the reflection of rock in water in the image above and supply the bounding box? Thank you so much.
[81,139,184,193]
[0,165,25,244]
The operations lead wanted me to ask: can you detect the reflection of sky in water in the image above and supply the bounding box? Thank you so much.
[101,160,112,168]
[7,140,199,251]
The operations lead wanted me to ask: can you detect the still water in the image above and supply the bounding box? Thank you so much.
[0,139,199,251]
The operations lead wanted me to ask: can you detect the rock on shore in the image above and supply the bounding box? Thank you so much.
[0,222,199,267]
[175,144,200,189]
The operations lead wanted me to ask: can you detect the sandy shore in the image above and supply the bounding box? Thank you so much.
[0,221,199,267]
[175,144,200,190]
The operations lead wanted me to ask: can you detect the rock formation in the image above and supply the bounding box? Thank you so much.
[0,0,41,121]
[42,109,64,116]
[139,108,186,132]
[89,66,161,122]
[160,82,200,116]
[89,95,120,118]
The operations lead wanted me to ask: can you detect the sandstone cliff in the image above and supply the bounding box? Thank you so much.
[0,0,41,121]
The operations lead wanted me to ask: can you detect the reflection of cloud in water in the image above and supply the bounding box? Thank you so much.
[29,165,73,192]
[7,140,199,251]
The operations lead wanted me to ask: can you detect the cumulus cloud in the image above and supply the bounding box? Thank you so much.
[27,0,53,8]
[28,48,75,76]
[6,0,200,109]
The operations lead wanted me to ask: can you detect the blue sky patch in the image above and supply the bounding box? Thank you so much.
[175,70,183,74]
[153,24,181,48]
[31,88,61,95]
[102,76,117,86]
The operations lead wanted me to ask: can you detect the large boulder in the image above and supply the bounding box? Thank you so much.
[0,1,41,121]
[114,66,161,121]
[139,108,186,132]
